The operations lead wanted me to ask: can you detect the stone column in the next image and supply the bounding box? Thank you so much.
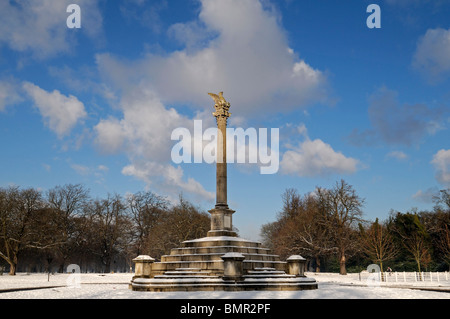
[221,252,245,281]
[207,92,236,237]
[132,255,154,279]
[286,255,306,277]
[216,116,227,207]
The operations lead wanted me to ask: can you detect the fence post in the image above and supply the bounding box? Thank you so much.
[395,272,398,282]
[437,272,439,282]
[414,272,417,282]
[403,271,406,282]
[221,252,245,282]
[132,255,154,279]
[286,255,307,277]
[430,271,432,282]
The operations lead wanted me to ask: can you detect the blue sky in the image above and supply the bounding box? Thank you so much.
[0,0,449,240]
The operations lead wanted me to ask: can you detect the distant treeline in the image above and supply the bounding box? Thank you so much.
[0,184,210,275]
[261,180,450,274]
[2,181,449,276]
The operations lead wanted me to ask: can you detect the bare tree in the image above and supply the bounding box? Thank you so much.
[147,195,210,259]
[390,212,430,273]
[437,224,450,267]
[126,191,168,256]
[359,218,397,273]
[433,189,450,211]
[316,180,365,275]
[86,194,128,273]
[260,189,335,271]
[0,187,44,275]
[46,184,89,271]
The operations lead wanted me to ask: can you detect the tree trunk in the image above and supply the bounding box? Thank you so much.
[103,254,111,273]
[339,251,347,275]
[315,255,321,272]
[416,258,421,274]
[9,262,16,276]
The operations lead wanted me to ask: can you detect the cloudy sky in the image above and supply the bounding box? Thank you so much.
[0,0,449,240]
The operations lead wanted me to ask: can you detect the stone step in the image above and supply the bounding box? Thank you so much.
[180,236,263,249]
[151,259,287,274]
[164,269,213,275]
[246,267,290,277]
[175,267,201,271]
[131,276,318,292]
[254,267,276,271]
[170,245,272,256]
[164,271,212,275]
[247,270,285,275]
[151,260,224,273]
[161,252,281,263]
[153,274,220,279]
[244,273,295,278]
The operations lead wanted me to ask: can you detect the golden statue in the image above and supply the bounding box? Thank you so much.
[208,91,230,118]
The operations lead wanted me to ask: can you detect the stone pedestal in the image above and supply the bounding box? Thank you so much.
[221,252,245,281]
[208,207,236,237]
[132,255,154,279]
[286,255,306,277]
[130,236,318,291]
[129,92,317,292]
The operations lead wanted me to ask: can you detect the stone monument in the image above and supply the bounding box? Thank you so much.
[207,92,236,237]
[130,92,317,291]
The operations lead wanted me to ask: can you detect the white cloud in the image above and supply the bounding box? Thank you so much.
[349,87,448,146]
[93,0,329,201]
[70,163,90,176]
[94,118,126,154]
[0,0,103,59]
[23,82,87,138]
[431,149,450,186]
[96,0,328,115]
[386,151,408,161]
[0,80,22,111]
[280,128,360,177]
[94,86,185,161]
[120,0,168,34]
[413,28,450,81]
[94,84,213,201]
[412,187,439,203]
[122,161,214,202]
[97,165,109,172]
[69,162,109,184]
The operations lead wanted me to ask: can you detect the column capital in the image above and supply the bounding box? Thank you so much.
[208,92,231,119]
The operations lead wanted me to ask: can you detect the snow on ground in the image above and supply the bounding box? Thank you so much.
[0,272,449,299]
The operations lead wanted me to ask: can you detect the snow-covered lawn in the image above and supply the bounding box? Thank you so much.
[0,272,449,299]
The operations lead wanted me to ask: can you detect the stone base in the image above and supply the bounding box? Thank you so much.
[131,276,318,292]
[207,229,237,237]
[208,207,235,235]
[130,236,317,292]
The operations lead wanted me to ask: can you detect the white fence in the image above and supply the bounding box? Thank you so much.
[360,271,450,284]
